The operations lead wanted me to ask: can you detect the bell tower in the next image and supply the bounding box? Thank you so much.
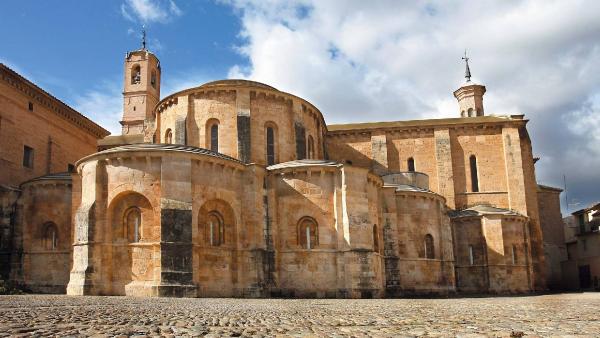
[453,51,486,118]
[121,28,161,135]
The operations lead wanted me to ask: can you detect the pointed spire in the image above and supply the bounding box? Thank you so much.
[462,49,471,82]
[141,25,147,50]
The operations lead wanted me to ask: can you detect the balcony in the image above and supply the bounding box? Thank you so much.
[381,172,429,190]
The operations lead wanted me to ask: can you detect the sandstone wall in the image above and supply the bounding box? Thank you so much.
[537,186,566,290]
[452,215,532,294]
[156,81,327,166]
[11,176,72,293]
[268,163,384,298]
[0,66,106,188]
[391,191,455,295]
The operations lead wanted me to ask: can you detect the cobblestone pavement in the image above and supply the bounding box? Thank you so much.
[0,293,599,337]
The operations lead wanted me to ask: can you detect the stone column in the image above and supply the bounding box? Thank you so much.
[371,133,388,175]
[236,88,251,163]
[434,128,455,208]
[502,126,545,291]
[67,160,103,295]
[157,155,196,297]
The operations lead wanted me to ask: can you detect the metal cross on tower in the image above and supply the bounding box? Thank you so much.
[462,50,472,82]
[142,25,147,50]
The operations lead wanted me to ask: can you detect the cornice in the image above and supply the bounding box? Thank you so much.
[0,64,110,139]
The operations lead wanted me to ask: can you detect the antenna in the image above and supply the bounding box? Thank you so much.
[563,174,568,213]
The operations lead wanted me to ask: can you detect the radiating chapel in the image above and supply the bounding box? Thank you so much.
[2,40,556,298]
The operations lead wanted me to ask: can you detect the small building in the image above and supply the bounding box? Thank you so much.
[562,203,600,290]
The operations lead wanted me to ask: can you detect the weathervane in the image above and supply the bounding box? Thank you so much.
[462,49,471,82]
[142,25,147,50]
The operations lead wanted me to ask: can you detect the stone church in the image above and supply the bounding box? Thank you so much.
[0,41,561,298]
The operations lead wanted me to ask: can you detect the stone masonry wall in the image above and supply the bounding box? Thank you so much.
[0,80,100,188]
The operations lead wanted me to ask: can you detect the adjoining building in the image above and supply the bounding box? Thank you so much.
[562,203,600,291]
[1,41,564,297]
[0,63,109,292]
[537,184,567,291]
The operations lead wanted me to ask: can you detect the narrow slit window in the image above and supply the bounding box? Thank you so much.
[266,126,275,165]
[424,234,434,259]
[210,124,219,152]
[125,207,141,243]
[23,145,34,168]
[298,217,318,250]
[470,155,479,192]
[407,157,415,172]
[207,212,223,246]
[307,135,315,159]
[42,223,58,250]
[512,244,517,264]
[468,245,474,265]
[373,224,380,253]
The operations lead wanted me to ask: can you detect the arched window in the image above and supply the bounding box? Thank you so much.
[461,110,466,117]
[131,65,141,84]
[373,224,380,253]
[307,135,315,159]
[298,217,318,250]
[42,222,58,250]
[165,129,173,144]
[124,207,141,243]
[151,70,157,88]
[210,124,219,152]
[467,108,473,117]
[407,157,415,172]
[469,155,479,192]
[468,245,475,265]
[424,234,434,259]
[207,211,224,246]
[266,126,275,165]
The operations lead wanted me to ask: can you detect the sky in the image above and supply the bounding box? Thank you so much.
[1,0,599,214]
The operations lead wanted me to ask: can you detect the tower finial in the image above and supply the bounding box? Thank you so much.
[462,49,471,82]
[141,25,147,50]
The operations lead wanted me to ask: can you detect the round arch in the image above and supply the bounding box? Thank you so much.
[197,199,236,247]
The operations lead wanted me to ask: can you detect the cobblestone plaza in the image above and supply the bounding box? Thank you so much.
[0,293,599,337]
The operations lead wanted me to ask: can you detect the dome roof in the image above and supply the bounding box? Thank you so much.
[199,79,278,91]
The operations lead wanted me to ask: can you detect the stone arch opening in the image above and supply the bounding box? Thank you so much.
[42,222,58,251]
[424,234,435,259]
[206,119,220,152]
[165,128,173,144]
[297,216,318,250]
[107,191,155,295]
[131,64,141,84]
[197,199,236,247]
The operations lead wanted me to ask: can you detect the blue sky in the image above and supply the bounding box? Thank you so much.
[0,1,243,108]
[1,0,600,213]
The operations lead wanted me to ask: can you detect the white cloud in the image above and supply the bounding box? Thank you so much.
[68,69,210,137]
[223,0,600,210]
[72,80,123,135]
[121,0,183,23]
